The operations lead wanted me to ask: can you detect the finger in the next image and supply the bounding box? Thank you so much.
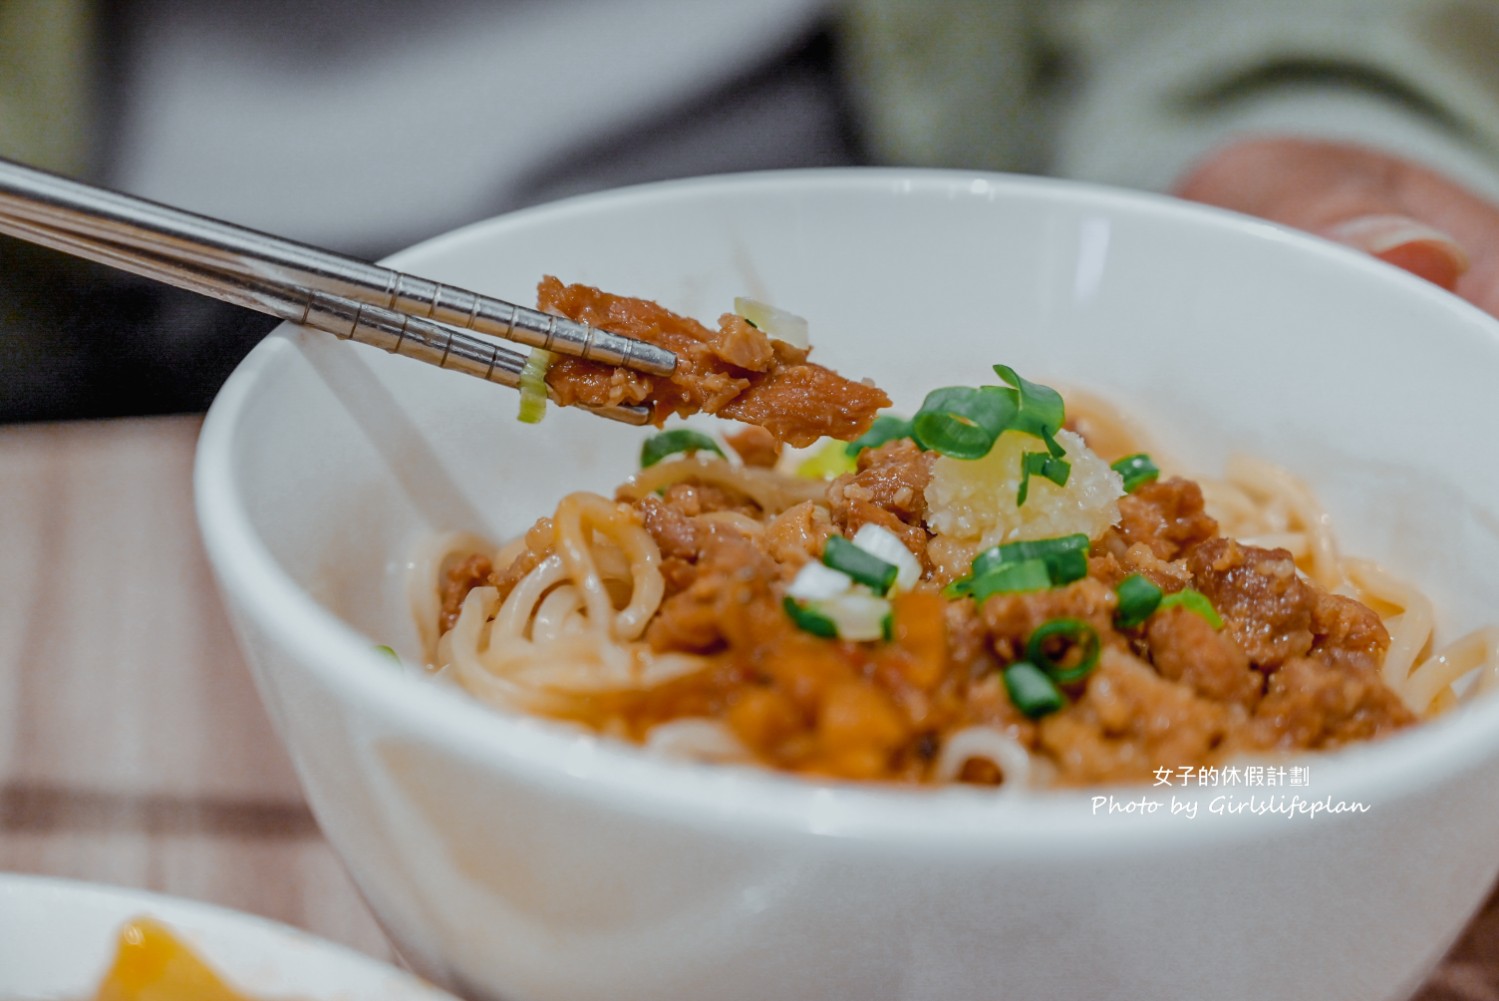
[1174,137,1499,307]
[1322,215,1468,291]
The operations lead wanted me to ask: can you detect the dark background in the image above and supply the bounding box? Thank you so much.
[0,19,861,424]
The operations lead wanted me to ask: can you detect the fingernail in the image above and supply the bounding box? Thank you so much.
[1324,214,1469,291]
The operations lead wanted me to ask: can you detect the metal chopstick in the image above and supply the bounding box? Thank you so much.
[0,157,677,378]
[0,212,653,425]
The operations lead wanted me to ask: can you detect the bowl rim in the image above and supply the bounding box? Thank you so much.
[195,165,1499,848]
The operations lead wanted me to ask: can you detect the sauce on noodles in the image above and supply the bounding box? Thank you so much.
[409,284,1499,788]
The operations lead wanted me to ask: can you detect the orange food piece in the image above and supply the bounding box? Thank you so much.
[818,681,908,754]
[726,686,804,752]
[95,918,256,1001]
[885,591,948,691]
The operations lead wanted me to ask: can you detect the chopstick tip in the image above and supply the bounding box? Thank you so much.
[633,341,678,377]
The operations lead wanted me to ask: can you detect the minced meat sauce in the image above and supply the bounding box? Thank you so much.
[444,438,1416,786]
[538,278,890,447]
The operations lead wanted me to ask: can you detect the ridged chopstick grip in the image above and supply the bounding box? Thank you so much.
[0,158,677,377]
[381,274,675,377]
[0,209,650,427]
[305,290,652,425]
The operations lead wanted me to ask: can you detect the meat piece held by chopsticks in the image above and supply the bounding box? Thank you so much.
[539,277,890,447]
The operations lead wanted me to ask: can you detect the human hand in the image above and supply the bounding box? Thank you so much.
[1174,137,1496,315]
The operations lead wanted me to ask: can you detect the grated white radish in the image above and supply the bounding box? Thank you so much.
[924,428,1122,551]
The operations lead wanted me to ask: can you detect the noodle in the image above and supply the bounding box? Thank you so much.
[409,382,1497,788]
[620,455,827,513]
[551,492,662,641]
[644,718,754,763]
[1068,393,1499,717]
[1076,396,1499,720]
[1404,628,1499,715]
[932,726,1034,790]
[408,529,493,656]
[1209,455,1341,589]
[1342,558,1435,700]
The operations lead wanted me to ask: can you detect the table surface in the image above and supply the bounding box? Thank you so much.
[1,413,1497,1000]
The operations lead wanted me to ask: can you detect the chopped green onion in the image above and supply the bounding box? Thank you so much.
[971,534,1090,587]
[734,296,809,349]
[822,535,899,595]
[784,593,892,642]
[910,385,1017,459]
[1000,364,1072,505]
[968,558,1053,602]
[1113,574,1164,629]
[796,439,859,479]
[788,561,855,601]
[1160,588,1224,629]
[374,644,400,663]
[845,414,917,457]
[1003,661,1067,718]
[640,428,726,468]
[1025,618,1101,684]
[881,611,894,643]
[783,596,839,638]
[851,523,922,591]
[1111,453,1160,493]
[821,593,894,641]
[517,348,554,424]
[904,365,1071,462]
[1017,450,1072,506]
[785,560,897,642]
[993,364,1066,449]
[821,593,887,641]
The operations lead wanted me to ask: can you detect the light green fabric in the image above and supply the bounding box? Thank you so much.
[0,0,95,174]
[839,0,1047,174]
[838,0,1499,197]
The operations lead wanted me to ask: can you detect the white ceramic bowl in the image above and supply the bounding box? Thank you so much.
[196,170,1499,1001]
[0,872,457,999]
